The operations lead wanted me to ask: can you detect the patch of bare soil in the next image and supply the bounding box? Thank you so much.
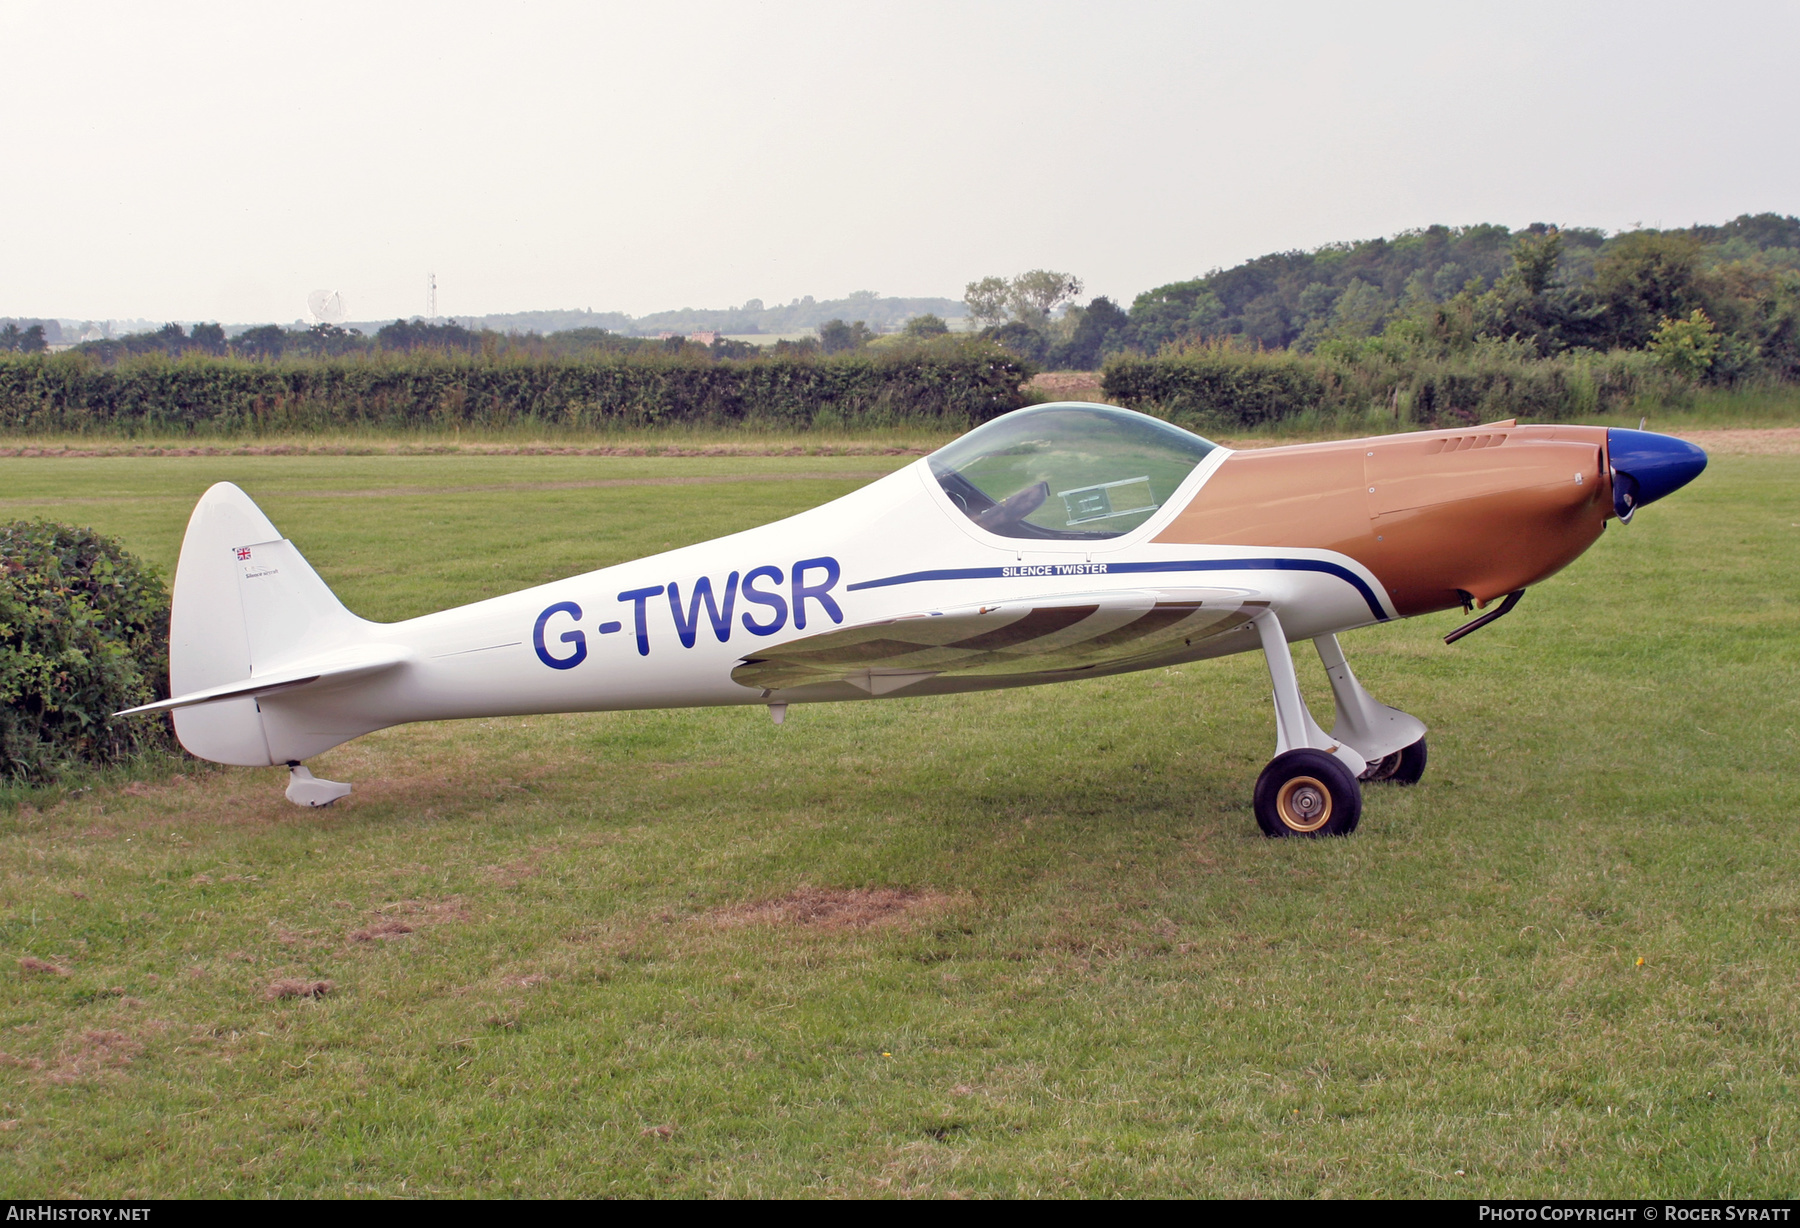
[264,978,333,1000]
[12,1029,148,1085]
[60,1030,143,1081]
[346,896,468,945]
[1669,427,1800,455]
[482,860,541,888]
[1029,371,1105,400]
[347,919,415,943]
[710,887,947,931]
[18,958,68,977]
[379,897,471,924]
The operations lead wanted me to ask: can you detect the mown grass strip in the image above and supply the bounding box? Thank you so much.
[0,451,1792,1196]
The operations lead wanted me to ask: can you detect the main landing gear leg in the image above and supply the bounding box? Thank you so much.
[1251,612,1365,838]
[1313,634,1428,786]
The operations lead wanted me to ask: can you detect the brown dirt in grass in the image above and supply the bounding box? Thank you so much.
[342,897,468,946]
[1666,427,1800,455]
[1029,371,1106,401]
[18,958,68,976]
[264,978,333,1000]
[482,860,541,887]
[347,919,415,943]
[378,897,471,924]
[709,886,949,931]
[43,1030,144,1085]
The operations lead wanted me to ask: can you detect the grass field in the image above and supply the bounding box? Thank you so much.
[0,439,1796,1197]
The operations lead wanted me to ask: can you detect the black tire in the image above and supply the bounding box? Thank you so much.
[1253,748,1363,838]
[1388,736,1427,785]
[1359,736,1427,785]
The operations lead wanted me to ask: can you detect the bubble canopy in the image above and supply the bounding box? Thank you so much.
[927,402,1220,540]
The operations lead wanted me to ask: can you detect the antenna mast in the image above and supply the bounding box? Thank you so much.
[427,272,437,322]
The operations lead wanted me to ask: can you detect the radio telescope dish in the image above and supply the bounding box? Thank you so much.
[306,290,347,325]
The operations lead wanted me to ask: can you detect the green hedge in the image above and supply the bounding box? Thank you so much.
[1102,346,1679,428]
[0,346,1037,435]
[1100,348,1330,426]
[1404,352,1685,423]
[1,522,174,784]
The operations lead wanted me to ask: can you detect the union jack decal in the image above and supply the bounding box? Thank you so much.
[236,547,252,560]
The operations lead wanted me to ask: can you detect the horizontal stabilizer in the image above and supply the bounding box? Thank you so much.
[116,643,410,717]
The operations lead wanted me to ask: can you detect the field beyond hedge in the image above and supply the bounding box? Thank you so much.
[0,447,1795,1197]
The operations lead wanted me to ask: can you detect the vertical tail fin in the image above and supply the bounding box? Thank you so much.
[168,483,368,766]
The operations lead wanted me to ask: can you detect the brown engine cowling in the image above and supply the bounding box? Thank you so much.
[1154,422,1614,618]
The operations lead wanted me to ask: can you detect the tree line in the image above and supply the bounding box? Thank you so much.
[965,213,1800,384]
[36,211,1800,391]
[0,323,50,353]
[63,313,975,365]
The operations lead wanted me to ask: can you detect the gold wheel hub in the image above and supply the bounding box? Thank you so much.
[1276,775,1333,833]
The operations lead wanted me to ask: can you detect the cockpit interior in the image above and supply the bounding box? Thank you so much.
[927,402,1219,540]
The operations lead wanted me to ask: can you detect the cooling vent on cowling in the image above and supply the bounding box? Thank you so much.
[1424,432,1508,454]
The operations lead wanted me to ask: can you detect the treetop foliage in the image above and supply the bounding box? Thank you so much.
[40,211,1800,387]
[819,319,877,354]
[1,323,50,354]
[964,271,1084,329]
[963,214,1800,382]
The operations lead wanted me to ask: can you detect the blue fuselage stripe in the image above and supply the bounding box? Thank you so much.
[845,558,1391,621]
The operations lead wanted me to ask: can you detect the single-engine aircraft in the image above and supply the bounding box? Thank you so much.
[119,403,1707,837]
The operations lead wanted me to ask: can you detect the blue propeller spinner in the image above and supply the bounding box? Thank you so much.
[1607,428,1708,523]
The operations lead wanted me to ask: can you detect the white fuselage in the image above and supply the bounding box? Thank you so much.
[240,450,1392,765]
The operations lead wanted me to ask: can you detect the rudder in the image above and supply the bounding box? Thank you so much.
[168,483,367,766]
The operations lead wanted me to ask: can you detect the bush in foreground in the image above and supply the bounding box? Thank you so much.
[0,522,174,784]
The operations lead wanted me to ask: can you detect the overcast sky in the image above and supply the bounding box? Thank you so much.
[3,0,1796,324]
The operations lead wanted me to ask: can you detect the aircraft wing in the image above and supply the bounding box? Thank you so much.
[731,587,1265,694]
